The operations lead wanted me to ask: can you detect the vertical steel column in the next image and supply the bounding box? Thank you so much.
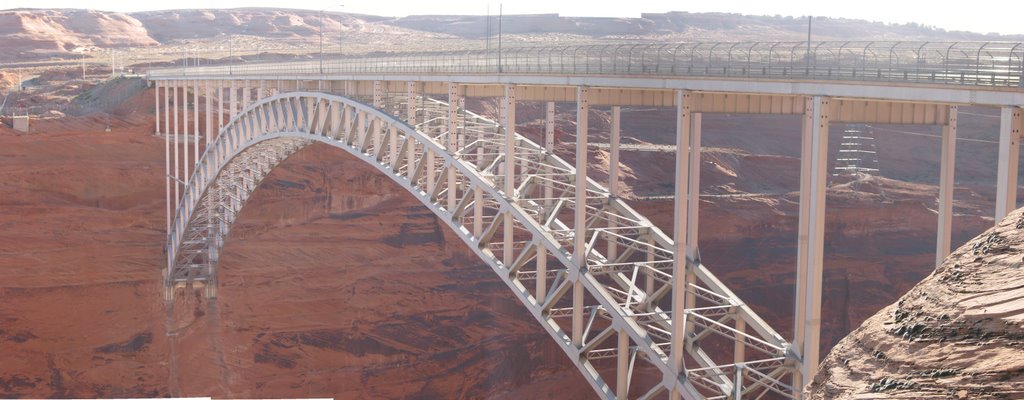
[183,80,189,183]
[670,90,692,393]
[608,105,621,261]
[447,82,460,211]
[937,106,958,266]
[155,81,161,134]
[193,80,199,164]
[536,243,547,303]
[545,101,555,206]
[389,124,398,167]
[687,113,702,260]
[572,86,589,347]
[242,80,251,111]
[794,95,830,388]
[996,106,1022,221]
[162,82,170,236]
[403,81,413,124]
[616,328,630,400]
[373,80,384,109]
[205,81,212,144]
[259,80,267,100]
[230,80,238,119]
[217,80,224,131]
[609,106,621,196]
[173,81,180,213]
[734,317,746,365]
[164,82,170,138]
[503,84,516,267]
[473,186,484,238]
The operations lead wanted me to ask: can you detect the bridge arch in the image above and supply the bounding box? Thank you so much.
[166,92,793,399]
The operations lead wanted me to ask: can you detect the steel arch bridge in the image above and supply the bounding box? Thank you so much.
[166,91,793,399]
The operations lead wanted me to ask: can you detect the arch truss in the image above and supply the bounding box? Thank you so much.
[166,92,795,399]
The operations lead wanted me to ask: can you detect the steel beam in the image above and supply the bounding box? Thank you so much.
[155,81,161,135]
[670,90,692,399]
[184,80,190,183]
[503,84,517,267]
[573,86,589,347]
[162,81,169,236]
[937,106,958,266]
[617,328,630,399]
[406,81,418,124]
[794,95,830,389]
[230,80,238,119]
[242,80,251,111]
[205,81,212,144]
[173,80,180,213]
[448,82,460,210]
[996,106,1022,221]
[194,80,200,169]
[687,113,702,260]
[218,80,224,131]
[545,101,556,206]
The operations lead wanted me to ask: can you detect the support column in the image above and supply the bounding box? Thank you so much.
[545,101,556,206]
[996,106,1022,221]
[242,80,251,111]
[217,80,224,131]
[616,328,630,400]
[205,81,212,143]
[687,113,702,260]
[163,82,170,235]
[230,80,238,119]
[259,80,267,100]
[373,80,384,109]
[193,80,199,162]
[670,90,692,396]
[183,80,190,183]
[155,81,161,134]
[473,186,484,238]
[936,106,958,266]
[503,84,516,268]
[447,83,460,210]
[173,81,180,212]
[406,81,418,125]
[608,105,621,261]
[572,86,589,347]
[609,106,621,196]
[164,82,170,138]
[793,96,830,390]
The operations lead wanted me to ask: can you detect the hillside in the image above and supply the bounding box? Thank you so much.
[808,208,1024,398]
[1,8,1022,61]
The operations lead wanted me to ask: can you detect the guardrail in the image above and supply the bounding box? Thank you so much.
[149,41,1024,88]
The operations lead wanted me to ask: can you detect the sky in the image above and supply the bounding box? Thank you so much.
[2,0,1022,36]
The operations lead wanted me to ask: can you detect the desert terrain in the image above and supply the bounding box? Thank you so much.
[1,7,1023,399]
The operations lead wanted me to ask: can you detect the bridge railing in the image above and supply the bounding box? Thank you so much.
[149,41,1024,87]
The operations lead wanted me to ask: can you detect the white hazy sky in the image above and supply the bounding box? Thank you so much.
[2,0,1022,35]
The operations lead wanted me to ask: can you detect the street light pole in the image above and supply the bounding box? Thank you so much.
[319,9,325,74]
[498,3,503,73]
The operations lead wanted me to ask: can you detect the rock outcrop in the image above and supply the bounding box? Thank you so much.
[808,208,1024,398]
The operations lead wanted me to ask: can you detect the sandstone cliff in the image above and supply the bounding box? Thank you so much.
[808,208,1024,398]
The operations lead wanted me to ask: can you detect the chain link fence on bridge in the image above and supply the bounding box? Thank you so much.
[149,41,1024,88]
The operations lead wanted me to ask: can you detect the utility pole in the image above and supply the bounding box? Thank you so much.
[806,16,813,74]
[319,9,325,74]
[493,3,497,73]
[486,4,490,57]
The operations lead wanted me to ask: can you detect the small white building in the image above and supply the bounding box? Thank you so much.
[12,115,29,133]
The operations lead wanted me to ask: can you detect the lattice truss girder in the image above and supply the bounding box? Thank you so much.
[166,90,796,399]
